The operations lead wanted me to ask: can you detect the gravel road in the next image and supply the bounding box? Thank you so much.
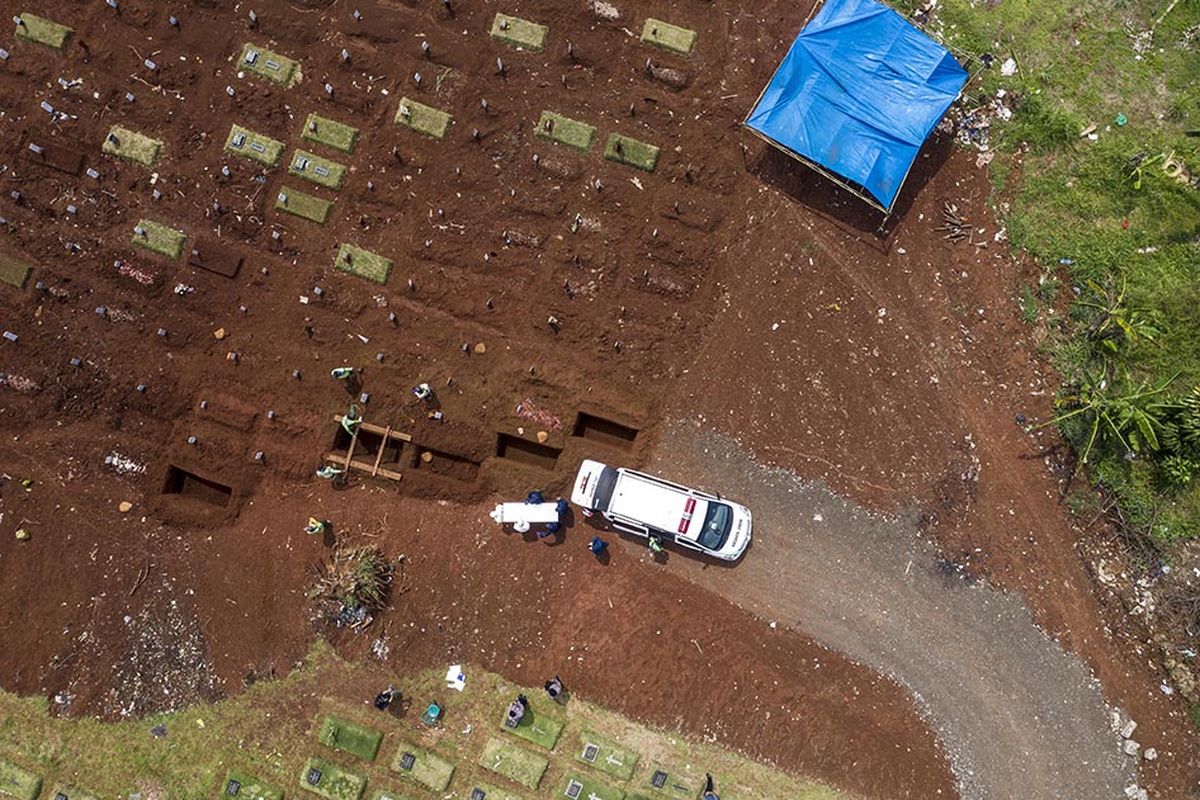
[647,424,1135,800]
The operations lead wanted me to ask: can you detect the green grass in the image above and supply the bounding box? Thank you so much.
[490,13,549,51]
[0,252,30,290]
[334,245,392,285]
[224,769,283,800]
[46,785,97,800]
[299,757,365,800]
[563,772,624,800]
[393,98,452,139]
[574,730,638,780]
[479,738,548,790]
[316,716,382,761]
[465,781,522,800]
[634,766,700,799]
[604,133,660,172]
[225,125,285,167]
[499,704,563,750]
[13,12,71,51]
[0,760,40,800]
[909,0,1200,541]
[535,111,596,152]
[101,126,162,168]
[131,219,186,260]
[640,19,696,56]
[388,742,454,792]
[289,150,347,190]
[240,43,300,86]
[276,187,332,224]
[302,114,359,154]
[0,645,846,800]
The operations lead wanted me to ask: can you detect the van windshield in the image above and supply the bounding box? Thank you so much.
[592,466,619,510]
[698,503,731,551]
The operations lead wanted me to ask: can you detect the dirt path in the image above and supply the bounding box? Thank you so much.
[647,424,1133,799]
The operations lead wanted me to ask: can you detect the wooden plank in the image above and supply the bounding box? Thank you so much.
[372,426,391,477]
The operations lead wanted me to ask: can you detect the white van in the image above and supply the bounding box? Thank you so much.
[570,459,752,561]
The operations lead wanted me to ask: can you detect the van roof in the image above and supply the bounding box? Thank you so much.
[609,471,709,541]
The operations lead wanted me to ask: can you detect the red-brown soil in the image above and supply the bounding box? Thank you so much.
[0,0,1193,798]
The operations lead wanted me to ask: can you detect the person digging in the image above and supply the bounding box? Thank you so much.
[341,404,362,435]
[330,366,361,394]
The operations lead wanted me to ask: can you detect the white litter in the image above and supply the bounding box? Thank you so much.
[445,665,466,692]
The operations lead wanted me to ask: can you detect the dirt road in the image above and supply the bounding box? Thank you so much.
[648,424,1133,799]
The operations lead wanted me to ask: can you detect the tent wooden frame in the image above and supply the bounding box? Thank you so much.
[742,0,983,218]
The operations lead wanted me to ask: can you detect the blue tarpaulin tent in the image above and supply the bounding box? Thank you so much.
[745,0,967,213]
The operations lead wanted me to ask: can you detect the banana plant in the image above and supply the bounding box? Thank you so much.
[1077,277,1161,352]
[1048,368,1180,464]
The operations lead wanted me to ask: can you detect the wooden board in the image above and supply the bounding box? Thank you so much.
[188,238,243,278]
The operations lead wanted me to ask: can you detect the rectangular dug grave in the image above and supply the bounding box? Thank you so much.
[23,138,83,174]
[317,715,383,761]
[240,42,300,86]
[480,737,548,790]
[562,773,623,800]
[131,219,186,259]
[289,149,347,190]
[303,113,359,154]
[641,19,697,56]
[299,757,365,800]
[572,413,639,449]
[13,13,72,51]
[162,465,233,508]
[495,433,560,470]
[604,134,660,172]
[490,13,548,51]
[276,187,332,224]
[0,759,41,800]
[102,126,162,168]
[0,252,31,290]
[389,742,455,792]
[188,238,243,278]
[335,244,392,285]
[535,111,595,152]
[223,770,283,800]
[574,731,638,780]
[394,98,452,139]
[225,125,285,167]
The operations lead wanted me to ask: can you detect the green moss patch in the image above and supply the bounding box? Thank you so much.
[288,150,347,190]
[604,133,660,172]
[0,252,31,290]
[302,114,359,154]
[240,43,300,86]
[13,12,71,51]
[101,126,163,168]
[490,13,548,51]
[500,704,563,750]
[299,757,365,800]
[275,187,332,224]
[316,715,382,761]
[534,111,596,153]
[465,782,522,800]
[479,737,548,790]
[574,730,638,780]
[388,742,454,793]
[634,766,700,799]
[225,125,285,167]
[131,219,186,260]
[334,244,392,285]
[563,773,623,800]
[223,770,283,800]
[0,760,41,800]
[641,19,696,56]
[394,98,452,139]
